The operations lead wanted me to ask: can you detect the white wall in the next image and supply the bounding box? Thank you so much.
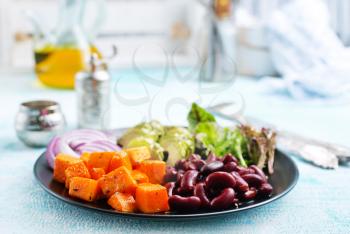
[0,0,349,71]
[0,0,197,71]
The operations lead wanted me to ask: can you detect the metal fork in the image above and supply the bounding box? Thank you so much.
[207,102,350,168]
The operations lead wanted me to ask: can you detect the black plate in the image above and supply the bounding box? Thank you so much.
[34,129,299,220]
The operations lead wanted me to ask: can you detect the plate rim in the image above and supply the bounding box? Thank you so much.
[34,150,299,220]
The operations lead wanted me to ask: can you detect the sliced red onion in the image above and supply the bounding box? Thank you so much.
[45,129,120,169]
[69,141,85,151]
[76,140,121,155]
[45,136,60,169]
[62,129,109,149]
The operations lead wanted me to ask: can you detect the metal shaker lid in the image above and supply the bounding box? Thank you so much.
[75,54,108,87]
[75,46,117,88]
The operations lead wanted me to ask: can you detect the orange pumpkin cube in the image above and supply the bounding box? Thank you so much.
[98,166,137,197]
[80,152,90,167]
[125,147,151,168]
[64,161,91,188]
[131,170,149,184]
[90,168,105,180]
[135,183,169,213]
[137,160,166,184]
[68,177,101,202]
[108,192,136,212]
[109,151,132,172]
[88,152,115,172]
[53,154,80,183]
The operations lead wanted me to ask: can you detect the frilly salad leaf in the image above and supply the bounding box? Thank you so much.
[193,122,248,167]
[118,103,276,173]
[238,125,276,174]
[187,103,216,130]
[219,128,249,167]
[187,103,276,173]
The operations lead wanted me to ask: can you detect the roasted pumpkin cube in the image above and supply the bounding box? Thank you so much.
[90,168,105,180]
[137,160,166,184]
[131,170,149,184]
[88,152,115,172]
[80,152,90,167]
[108,192,136,212]
[109,151,132,172]
[64,161,91,188]
[98,166,137,197]
[68,177,101,202]
[53,154,80,183]
[135,183,169,213]
[125,147,151,168]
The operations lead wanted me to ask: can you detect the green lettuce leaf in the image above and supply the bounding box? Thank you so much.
[187,103,216,130]
[187,103,250,167]
[225,128,248,167]
[193,122,219,155]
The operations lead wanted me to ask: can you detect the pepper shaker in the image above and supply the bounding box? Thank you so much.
[75,54,111,129]
[15,100,66,147]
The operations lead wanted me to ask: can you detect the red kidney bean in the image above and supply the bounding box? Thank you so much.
[177,169,184,175]
[175,172,184,187]
[184,162,197,171]
[176,187,193,197]
[192,159,206,170]
[180,170,199,193]
[196,173,206,183]
[235,166,255,175]
[258,183,273,197]
[207,186,222,199]
[222,154,238,164]
[241,174,265,187]
[165,182,176,196]
[210,188,235,210]
[189,154,201,161]
[205,171,236,190]
[200,161,224,175]
[243,188,257,200]
[175,159,186,170]
[164,167,177,182]
[223,162,237,172]
[194,183,210,208]
[206,152,217,163]
[168,195,201,212]
[249,165,267,182]
[170,155,274,211]
[230,172,249,192]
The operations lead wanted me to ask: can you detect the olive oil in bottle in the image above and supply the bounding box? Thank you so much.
[31,0,105,89]
[34,46,101,89]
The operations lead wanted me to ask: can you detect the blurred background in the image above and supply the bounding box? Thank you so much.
[1,0,350,75]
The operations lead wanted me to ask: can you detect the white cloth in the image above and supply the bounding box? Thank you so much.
[264,0,350,99]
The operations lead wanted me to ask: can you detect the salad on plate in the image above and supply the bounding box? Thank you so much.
[45,103,277,214]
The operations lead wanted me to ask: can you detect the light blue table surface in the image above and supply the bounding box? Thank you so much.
[0,69,349,234]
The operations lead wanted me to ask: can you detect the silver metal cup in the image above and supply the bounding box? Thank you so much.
[15,100,66,147]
